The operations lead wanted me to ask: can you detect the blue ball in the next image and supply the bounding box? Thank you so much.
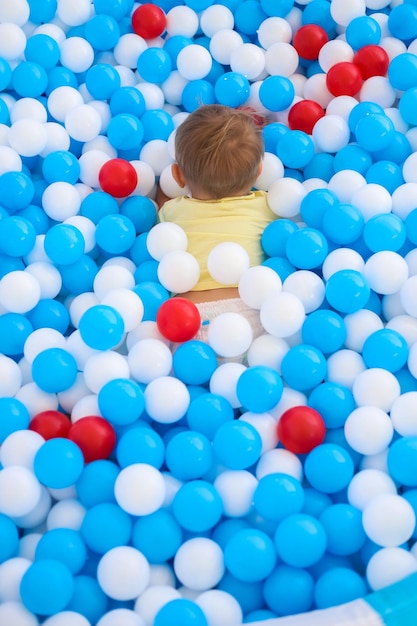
[253,473,304,522]
[362,328,408,372]
[110,86,146,117]
[31,347,78,393]
[262,122,288,153]
[345,16,381,49]
[66,575,108,624]
[276,130,315,169]
[27,0,57,24]
[236,365,284,413]
[132,509,183,563]
[259,75,295,112]
[322,202,364,245]
[0,96,9,123]
[85,63,121,99]
[372,130,412,164]
[263,565,314,616]
[261,218,299,257]
[365,160,404,193]
[94,0,132,19]
[303,152,335,182]
[173,340,217,385]
[141,108,175,141]
[154,599,208,626]
[325,269,371,313]
[132,281,170,321]
[363,213,406,252]
[0,513,19,561]
[107,113,144,150]
[274,513,327,568]
[25,33,60,69]
[354,113,395,152]
[0,171,34,211]
[59,254,98,295]
[319,503,366,556]
[281,344,327,391]
[120,196,156,233]
[80,191,119,224]
[0,215,36,257]
[76,459,119,507]
[285,227,328,270]
[20,559,74,616]
[116,426,164,468]
[12,61,48,97]
[44,223,85,265]
[165,430,213,480]
[333,144,372,175]
[304,443,355,494]
[46,66,78,93]
[300,188,339,230]
[301,487,332,519]
[260,0,294,17]
[42,150,81,184]
[213,420,262,469]
[214,71,250,107]
[0,57,11,90]
[84,14,121,50]
[18,203,50,234]
[172,480,223,532]
[224,528,276,582]
[308,382,355,430]
[301,309,346,355]
[134,259,159,283]
[79,304,125,351]
[387,3,417,41]
[27,298,70,334]
[388,52,417,90]
[98,378,146,426]
[388,436,417,487]
[137,47,172,83]
[80,502,132,553]
[35,528,87,574]
[34,438,85,489]
[314,567,367,609]
[186,392,234,440]
[95,214,136,254]
[0,312,33,356]
[182,79,215,112]
[348,101,384,133]
[235,0,267,35]
[262,256,295,281]
[0,397,30,443]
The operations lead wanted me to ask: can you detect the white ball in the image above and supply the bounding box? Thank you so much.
[344,406,393,456]
[347,468,397,511]
[209,29,243,65]
[47,86,84,123]
[0,466,42,517]
[139,140,172,177]
[325,95,359,121]
[330,0,366,25]
[265,42,299,77]
[93,265,135,300]
[391,392,417,436]
[400,275,417,317]
[0,270,41,313]
[42,181,81,220]
[196,589,243,626]
[364,251,409,295]
[257,16,292,48]
[101,288,144,332]
[302,73,334,109]
[40,122,71,157]
[359,76,396,108]
[200,5,234,37]
[0,354,22,397]
[366,547,417,591]
[0,430,45,470]
[254,152,284,191]
[207,242,250,286]
[56,0,92,25]
[78,149,110,187]
[322,247,365,280]
[83,351,130,393]
[230,43,266,80]
[283,270,325,314]
[59,37,94,73]
[0,146,22,174]
[208,312,253,358]
[114,33,147,68]
[326,349,366,389]
[213,470,258,518]
[255,448,303,482]
[14,381,59,418]
[0,602,39,626]
[166,5,199,37]
[173,538,224,591]
[238,265,282,310]
[352,367,401,412]
[177,44,212,80]
[0,23,26,61]
[157,250,200,293]
[268,177,306,218]
[260,291,305,338]
[40,613,91,626]
[71,394,100,423]
[134,586,181,626]
[328,170,367,203]
[363,494,415,548]
[0,557,31,602]
[8,119,48,157]
[386,314,417,348]
[130,159,157,195]
[209,362,247,409]
[246,334,289,371]
[351,184,392,222]
[127,338,173,384]
[144,376,190,423]
[343,309,384,352]
[146,222,188,261]
[65,104,102,142]
[318,39,354,72]
[23,328,66,365]
[10,98,47,123]
[392,183,417,220]
[312,115,350,153]
[97,546,150,600]
[24,262,62,299]
[115,463,166,516]
[46,498,86,531]
[407,343,417,380]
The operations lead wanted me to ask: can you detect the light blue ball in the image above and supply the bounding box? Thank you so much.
[110,85,146,117]
[84,14,121,50]
[388,52,417,90]
[76,459,120,507]
[259,75,295,112]
[0,397,30,443]
[35,528,87,575]
[182,79,215,111]
[12,61,48,97]
[186,392,234,440]
[20,559,74,616]
[132,281,170,321]
[95,214,136,254]
[362,328,408,372]
[263,565,314,616]
[236,365,284,413]
[387,3,417,41]
[253,473,304,522]
[304,443,355,494]
[300,188,339,230]
[319,503,366,556]
[345,16,381,49]
[80,191,119,224]
[325,269,371,313]
[85,63,121,99]
[79,304,125,350]
[34,438,85,489]
[213,420,262,469]
[363,212,406,252]
[274,513,327,568]
[66,575,108,624]
[260,0,294,17]
[348,101,384,133]
[172,479,223,532]
[173,340,217,386]
[0,171,34,211]
[281,344,327,391]
[322,202,364,245]
[107,113,144,150]
[285,227,329,270]
[98,378,145,426]
[132,509,183,563]
[224,528,276,582]
[261,218,299,257]
[214,71,250,107]
[27,298,70,334]
[31,347,78,393]
[116,426,164,468]
[137,47,172,83]
[141,108,175,141]
[388,436,417,487]
[354,113,395,152]
[302,309,346,355]
[308,382,355,430]
[166,430,213,480]
[154,599,208,626]
[42,150,81,184]
[44,223,85,265]
[314,567,368,609]
[0,513,19,562]
[59,254,98,295]
[365,160,404,193]
[0,312,33,356]
[0,215,36,257]
[333,144,372,175]
[80,502,132,554]
[276,130,315,169]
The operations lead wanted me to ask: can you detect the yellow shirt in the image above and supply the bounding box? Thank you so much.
[158,190,277,291]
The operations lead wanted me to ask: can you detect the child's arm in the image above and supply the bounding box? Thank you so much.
[155,184,171,210]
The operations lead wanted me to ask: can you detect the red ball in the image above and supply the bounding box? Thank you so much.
[292,24,329,60]
[98,158,138,198]
[326,62,363,96]
[132,4,167,39]
[156,297,201,343]
[277,406,326,455]
[29,410,71,440]
[288,99,325,134]
[68,416,116,463]
[353,45,389,80]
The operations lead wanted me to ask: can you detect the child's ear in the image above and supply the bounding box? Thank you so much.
[171,163,186,188]
[257,162,263,177]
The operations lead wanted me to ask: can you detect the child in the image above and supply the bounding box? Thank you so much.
[157,104,277,345]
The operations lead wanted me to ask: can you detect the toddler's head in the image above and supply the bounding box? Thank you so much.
[174,104,264,199]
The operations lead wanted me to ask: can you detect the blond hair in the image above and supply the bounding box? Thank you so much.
[174,104,264,199]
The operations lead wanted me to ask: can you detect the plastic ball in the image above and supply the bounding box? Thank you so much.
[214,71,250,108]
[364,251,409,295]
[156,297,201,342]
[34,437,84,489]
[20,559,74,616]
[173,537,224,591]
[157,250,200,293]
[277,406,326,454]
[207,312,253,358]
[0,465,42,517]
[114,463,165,516]
[32,347,78,393]
[98,158,137,198]
[304,443,355,494]
[366,547,417,591]
[68,416,116,464]
[172,479,222,532]
[127,338,172,384]
[177,44,212,80]
[253,473,304,522]
[274,513,327,568]
[97,546,150,600]
[131,4,167,39]
[97,378,145,427]
[79,304,125,350]
[287,99,325,134]
[212,420,262,470]
[326,62,363,97]
[236,366,283,413]
[146,222,188,261]
[144,376,190,423]
[224,528,276,583]
[293,24,328,60]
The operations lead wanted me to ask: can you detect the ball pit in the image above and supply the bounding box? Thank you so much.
[3,0,417,625]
